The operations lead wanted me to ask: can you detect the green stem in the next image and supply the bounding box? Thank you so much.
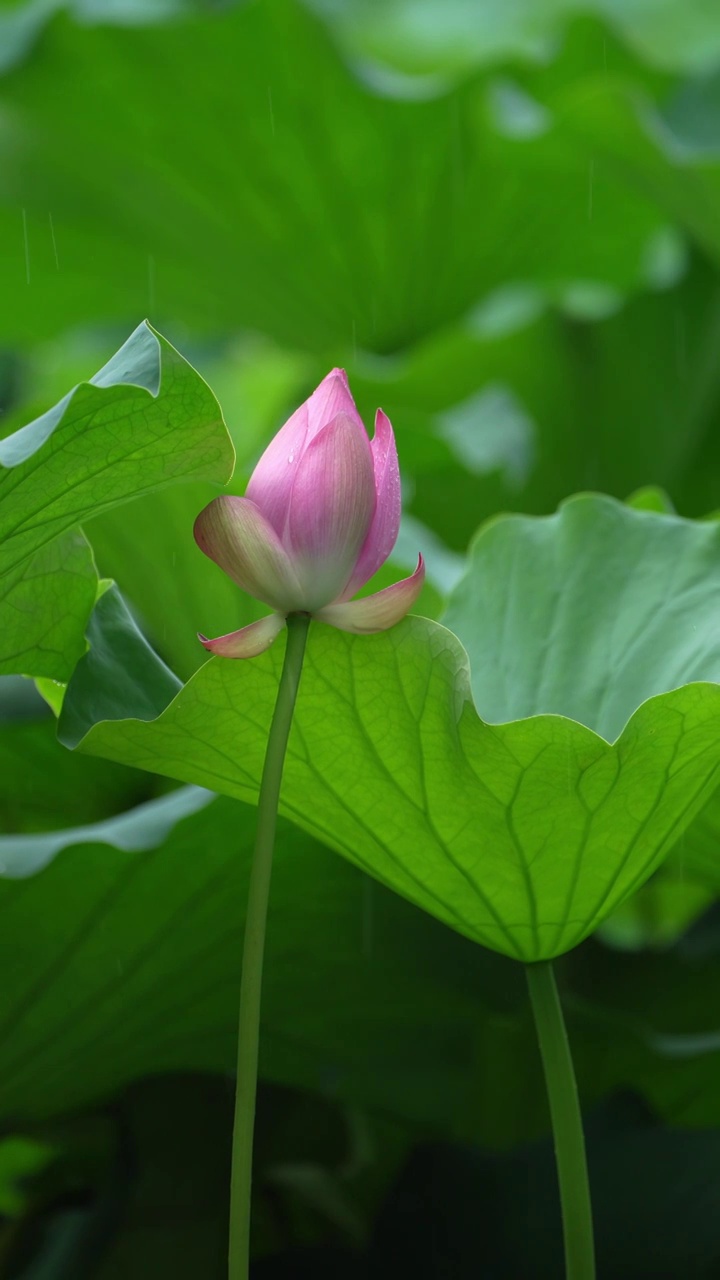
[228,613,310,1280]
[525,960,595,1280]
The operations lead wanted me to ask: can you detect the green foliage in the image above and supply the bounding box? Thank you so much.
[0,1137,56,1217]
[0,2,673,351]
[0,530,98,681]
[0,322,233,679]
[0,322,232,574]
[0,786,510,1136]
[0,706,157,833]
[3,0,720,1271]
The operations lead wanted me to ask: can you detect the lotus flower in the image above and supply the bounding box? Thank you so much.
[194,369,425,658]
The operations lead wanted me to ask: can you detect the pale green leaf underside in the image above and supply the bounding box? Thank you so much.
[443,494,720,743]
[0,321,234,577]
[0,785,213,879]
[64,600,720,962]
[309,0,720,78]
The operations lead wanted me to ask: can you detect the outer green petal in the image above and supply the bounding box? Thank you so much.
[194,496,301,612]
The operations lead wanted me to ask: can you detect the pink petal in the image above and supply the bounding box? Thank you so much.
[306,369,361,436]
[341,408,401,599]
[315,555,425,634]
[194,496,302,612]
[286,412,376,610]
[246,369,363,536]
[198,613,286,659]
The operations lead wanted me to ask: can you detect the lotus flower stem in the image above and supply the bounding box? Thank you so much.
[525,961,595,1280]
[229,612,310,1280]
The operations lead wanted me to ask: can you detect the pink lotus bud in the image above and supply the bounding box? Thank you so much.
[194,369,424,658]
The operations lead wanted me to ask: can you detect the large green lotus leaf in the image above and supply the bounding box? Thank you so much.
[0,321,233,578]
[450,491,720,948]
[445,481,720,954]
[0,787,516,1136]
[0,2,669,351]
[0,528,97,680]
[57,501,720,963]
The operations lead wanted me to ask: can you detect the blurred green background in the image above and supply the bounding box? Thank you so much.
[3,0,720,1275]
